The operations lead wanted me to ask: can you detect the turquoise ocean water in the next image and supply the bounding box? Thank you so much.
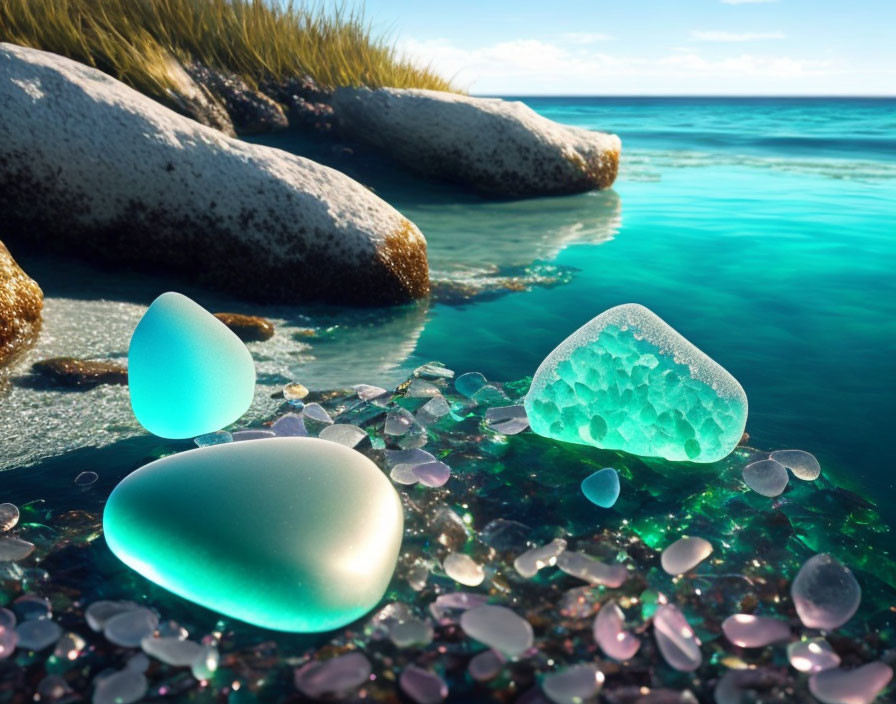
[372,97,896,519]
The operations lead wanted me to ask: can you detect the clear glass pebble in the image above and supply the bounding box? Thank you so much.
[191,643,220,680]
[0,503,18,532]
[92,668,148,704]
[389,617,434,648]
[271,412,308,437]
[542,663,604,704]
[460,605,534,657]
[514,538,567,578]
[355,384,388,401]
[232,429,276,441]
[103,607,159,647]
[406,379,441,398]
[0,626,17,659]
[319,423,367,448]
[407,562,429,591]
[809,662,893,704]
[398,423,428,449]
[653,604,702,672]
[390,463,421,485]
[770,449,821,481]
[294,652,371,698]
[414,461,451,487]
[85,601,140,632]
[581,467,620,508]
[433,592,489,613]
[743,459,789,497]
[417,396,451,425]
[15,618,62,651]
[557,551,628,587]
[400,665,448,704]
[302,402,333,425]
[661,536,713,575]
[594,600,641,661]
[74,470,99,485]
[788,638,841,673]
[141,636,202,666]
[485,405,530,435]
[444,553,485,586]
[283,381,309,401]
[722,614,790,647]
[472,384,510,406]
[469,649,505,681]
[156,619,188,639]
[0,536,34,561]
[455,372,488,398]
[415,362,454,380]
[792,553,861,629]
[194,430,233,447]
[385,407,416,436]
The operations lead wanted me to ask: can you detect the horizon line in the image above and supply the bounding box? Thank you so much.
[474,93,896,99]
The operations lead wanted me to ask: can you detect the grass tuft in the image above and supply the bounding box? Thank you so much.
[0,0,455,102]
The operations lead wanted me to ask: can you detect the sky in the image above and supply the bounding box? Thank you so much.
[356,0,896,95]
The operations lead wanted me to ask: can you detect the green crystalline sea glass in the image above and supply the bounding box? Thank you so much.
[103,437,404,632]
[128,292,255,439]
[525,304,747,463]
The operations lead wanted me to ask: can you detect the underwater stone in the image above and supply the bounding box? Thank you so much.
[809,663,893,704]
[103,608,158,647]
[400,665,448,704]
[128,292,255,438]
[542,664,604,704]
[0,503,18,532]
[653,604,702,672]
[743,459,789,497]
[788,638,841,673]
[721,614,790,647]
[294,652,371,698]
[141,636,202,666]
[661,536,713,575]
[514,538,567,579]
[557,551,628,587]
[92,669,147,704]
[792,553,861,630]
[444,553,485,586]
[485,405,530,435]
[581,468,621,508]
[593,601,641,661]
[0,536,33,561]
[525,304,747,462]
[460,605,533,657]
[103,437,403,632]
[770,449,821,481]
[319,423,368,448]
[455,372,488,398]
[15,618,61,651]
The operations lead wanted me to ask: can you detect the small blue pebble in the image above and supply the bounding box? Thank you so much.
[581,467,620,508]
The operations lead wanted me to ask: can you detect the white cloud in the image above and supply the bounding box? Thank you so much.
[563,32,616,44]
[399,37,839,94]
[721,0,777,4]
[691,30,786,41]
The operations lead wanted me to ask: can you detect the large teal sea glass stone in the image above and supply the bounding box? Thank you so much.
[103,437,404,632]
[128,292,255,438]
[525,304,747,463]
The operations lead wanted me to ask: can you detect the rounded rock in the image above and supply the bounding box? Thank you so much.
[103,437,403,632]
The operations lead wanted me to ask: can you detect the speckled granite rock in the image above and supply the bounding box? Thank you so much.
[0,241,42,367]
[186,63,288,135]
[331,87,621,198]
[0,44,429,306]
[213,313,275,342]
[163,60,235,136]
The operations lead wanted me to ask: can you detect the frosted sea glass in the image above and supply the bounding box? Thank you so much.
[103,437,403,632]
[722,614,790,647]
[128,292,255,438]
[809,663,893,704]
[581,468,620,508]
[542,664,603,704]
[525,304,747,462]
[653,604,702,672]
[460,605,533,657]
[593,601,640,661]
[661,536,713,575]
[792,553,861,630]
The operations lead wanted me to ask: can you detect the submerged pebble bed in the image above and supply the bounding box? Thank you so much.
[1,362,895,703]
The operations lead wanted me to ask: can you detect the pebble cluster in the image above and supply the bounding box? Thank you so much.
[0,362,894,702]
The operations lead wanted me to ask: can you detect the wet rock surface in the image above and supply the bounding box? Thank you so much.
[0,241,42,368]
[212,312,275,342]
[31,357,127,388]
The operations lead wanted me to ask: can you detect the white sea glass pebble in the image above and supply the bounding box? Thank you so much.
[444,553,485,586]
[400,665,448,704]
[721,614,790,647]
[542,664,604,704]
[557,551,627,587]
[141,636,202,666]
[0,504,19,532]
[103,608,159,647]
[770,449,821,481]
[92,668,148,704]
[788,638,841,673]
[743,459,789,497]
[85,601,140,632]
[485,405,530,435]
[809,663,893,704]
[469,649,504,681]
[15,619,62,651]
[661,537,712,575]
[593,601,640,661]
[460,605,533,657]
[792,553,861,630]
[294,652,371,698]
[653,604,701,672]
[319,423,367,448]
[0,537,34,561]
[514,539,567,579]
